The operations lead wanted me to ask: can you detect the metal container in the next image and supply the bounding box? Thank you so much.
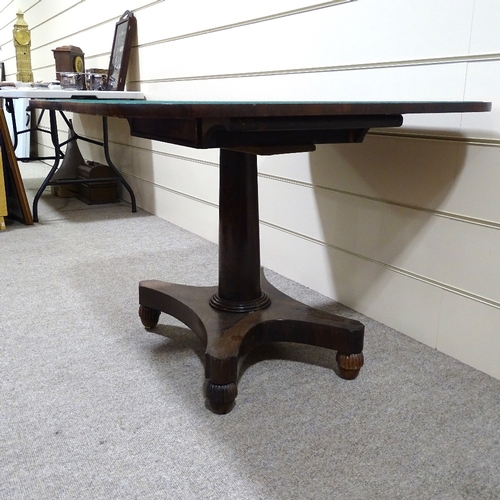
[59,72,85,90]
[85,69,108,91]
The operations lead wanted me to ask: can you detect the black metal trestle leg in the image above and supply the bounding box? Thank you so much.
[32,111,137,222]
[32,110,61,222]
[102,117,136,213]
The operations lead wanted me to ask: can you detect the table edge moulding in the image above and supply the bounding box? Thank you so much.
[28,99,492,413]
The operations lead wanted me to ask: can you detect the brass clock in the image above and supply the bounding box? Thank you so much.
[13,10,33,82]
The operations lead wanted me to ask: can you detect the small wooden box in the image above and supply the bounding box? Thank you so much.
[51,184,78,198]
[77,162,118,205]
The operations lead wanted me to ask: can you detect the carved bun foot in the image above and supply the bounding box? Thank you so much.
[336,352,364,380]
[139,304,161,329]
[206,381,238,414]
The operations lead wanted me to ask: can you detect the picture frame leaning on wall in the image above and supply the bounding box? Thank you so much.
[106,11,137,91]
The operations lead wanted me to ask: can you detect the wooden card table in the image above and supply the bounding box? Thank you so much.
[29,99,491,413]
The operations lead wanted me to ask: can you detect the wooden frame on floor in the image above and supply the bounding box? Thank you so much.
[0,107,33,225]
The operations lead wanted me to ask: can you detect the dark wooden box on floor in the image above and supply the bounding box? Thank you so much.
[77,161,118,205]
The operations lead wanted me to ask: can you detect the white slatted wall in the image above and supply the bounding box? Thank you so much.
[1,0,499,379]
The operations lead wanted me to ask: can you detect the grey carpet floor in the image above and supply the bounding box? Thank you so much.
[1,164,500,499]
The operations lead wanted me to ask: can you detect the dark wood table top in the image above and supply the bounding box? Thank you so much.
[28,99,491,153]
[28,99,491,119]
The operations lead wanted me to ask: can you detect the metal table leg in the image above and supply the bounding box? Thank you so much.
[32,110,137,221]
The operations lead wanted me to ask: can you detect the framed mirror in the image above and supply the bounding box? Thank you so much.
[106,11,137,91]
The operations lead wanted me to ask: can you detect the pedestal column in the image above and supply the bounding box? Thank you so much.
[210,149,270,312]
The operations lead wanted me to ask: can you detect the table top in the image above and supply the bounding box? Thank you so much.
[27,99,492,153]
[27,99,491,119]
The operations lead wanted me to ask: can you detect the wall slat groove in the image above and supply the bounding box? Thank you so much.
[258,171,500,231]
[136,0,355,49]
[132,52,500,85]
[260,219,500,311]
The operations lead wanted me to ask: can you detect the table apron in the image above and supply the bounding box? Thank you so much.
[128,114,403,149]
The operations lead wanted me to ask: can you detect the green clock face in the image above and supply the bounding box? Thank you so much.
[14,30,30,45]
